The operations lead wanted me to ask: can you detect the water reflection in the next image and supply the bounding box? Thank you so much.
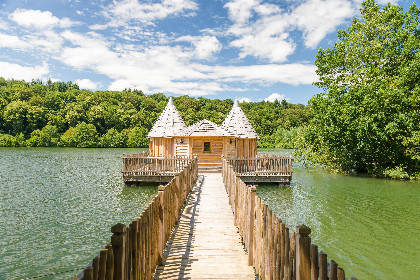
[256,150,420,280]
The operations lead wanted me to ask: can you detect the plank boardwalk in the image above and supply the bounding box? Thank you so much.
[154,174,256,280]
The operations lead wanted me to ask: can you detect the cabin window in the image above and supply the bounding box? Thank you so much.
[180,138,184,144]
[203,142,211,152]
[230,138,234,144]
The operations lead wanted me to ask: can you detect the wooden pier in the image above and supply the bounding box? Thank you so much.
[154,173,255,279]
[77,157,356,280]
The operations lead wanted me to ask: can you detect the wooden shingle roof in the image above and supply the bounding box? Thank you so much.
[186,119,236,137]
[221,99,259,139]
[148,97,188,138]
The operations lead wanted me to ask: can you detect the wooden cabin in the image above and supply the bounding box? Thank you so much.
[147,98,258,172]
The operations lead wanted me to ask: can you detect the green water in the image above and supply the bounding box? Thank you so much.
[257,149,420,280]
[0,148,155,280]
[0,148,419,280]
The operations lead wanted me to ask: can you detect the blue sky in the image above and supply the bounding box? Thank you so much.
[0,0,412,104]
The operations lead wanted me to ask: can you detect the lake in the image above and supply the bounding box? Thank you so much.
[0,148,419,279]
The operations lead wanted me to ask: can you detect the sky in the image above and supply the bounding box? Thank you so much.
[0,0,412,104]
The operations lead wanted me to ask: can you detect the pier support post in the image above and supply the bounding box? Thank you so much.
[296,224,311,280]
[111,223,127,280]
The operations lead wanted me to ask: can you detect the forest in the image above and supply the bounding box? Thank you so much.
[0,78,310,149]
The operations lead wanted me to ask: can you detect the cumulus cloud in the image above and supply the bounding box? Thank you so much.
[224,0,355,61]
[75,79,101,90]
[264,93,286,102]
[177,35,222,59]
[0,33,31,49]
[10,9,78,29]
[58,31,317,96]
[0,62,49,81]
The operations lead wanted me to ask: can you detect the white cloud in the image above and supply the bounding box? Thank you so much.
[59,31,317,96]
[0,61,49,81]
[238,97,252,103]
[177,35,222,59]
[75,79,101,90]
[224,0,355,61]
[224,0,261,24]
[10,9,78,29]
[264,93,286,102]
[0,33,31,49]
[292,0,354,48]
[103,0,198,27]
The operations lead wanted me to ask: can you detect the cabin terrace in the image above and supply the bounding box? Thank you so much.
[122,97,293,184]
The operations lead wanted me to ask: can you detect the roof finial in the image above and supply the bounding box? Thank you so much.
[233,98,239,108]
[168,96,174,106]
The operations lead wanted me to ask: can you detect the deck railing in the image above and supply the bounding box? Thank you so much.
[122,154,192,178]
[76,157,198,280]
[226,154,293,176]
[222,158,356,280]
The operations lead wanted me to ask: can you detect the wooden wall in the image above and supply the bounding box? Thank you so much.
[149,137,258,162]
[191,137,223,165]
[174,137,189,157]
[149,138,174,157]
[236,138,257,158]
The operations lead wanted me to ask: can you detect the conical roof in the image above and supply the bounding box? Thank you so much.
[148,97,188,138]
[221,99,259,139]
[186,119,236,137]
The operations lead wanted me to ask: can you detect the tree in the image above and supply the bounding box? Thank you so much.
[127,127,149,148]
[296,0,420,178]
[61,122,99,148]
[100,128,127,147]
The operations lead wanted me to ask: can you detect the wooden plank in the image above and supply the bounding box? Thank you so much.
[154,174,255,280]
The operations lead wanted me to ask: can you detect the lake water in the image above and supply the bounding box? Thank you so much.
[0,148,419,279]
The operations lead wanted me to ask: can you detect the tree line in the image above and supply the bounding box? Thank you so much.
[0,78,310,148]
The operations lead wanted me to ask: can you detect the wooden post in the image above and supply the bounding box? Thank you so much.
[93,255,100,280]
[319,251,328,280]
[248,186,256,266]
[84,267,94,280]
[158,185,165,266]
[330,260,338,280]
[310,244,319,280]
[111,223,126,280]
[337,267,345,280]
[105,244,114,280]
[295,224,311,280]
[98,249,108,280]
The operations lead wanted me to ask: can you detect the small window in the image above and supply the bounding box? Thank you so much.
[203,142,211,152]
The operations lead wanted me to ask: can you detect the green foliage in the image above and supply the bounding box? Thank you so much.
[127,127,149,148]
[0,78,311,148]
[62,122,99,148]
[100,128,128,148]
[296,0,420,178]
[26,125,60,147]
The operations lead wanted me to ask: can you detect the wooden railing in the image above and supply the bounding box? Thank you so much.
[122,154,192,177]
[76,157,198,280]
[226,154,293,176]
[222,158,357,280]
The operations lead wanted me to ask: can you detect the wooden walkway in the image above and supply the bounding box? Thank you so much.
[154,174,256,279]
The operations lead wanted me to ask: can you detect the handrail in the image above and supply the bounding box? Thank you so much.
[122,154,193,178]
[76,157,198,280]
[222,158,356,280]
[226,155,293,176]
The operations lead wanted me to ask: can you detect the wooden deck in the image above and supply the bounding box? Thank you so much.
[154,174,255,280]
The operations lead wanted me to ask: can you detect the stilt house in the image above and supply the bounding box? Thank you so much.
[148,98,259,171]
